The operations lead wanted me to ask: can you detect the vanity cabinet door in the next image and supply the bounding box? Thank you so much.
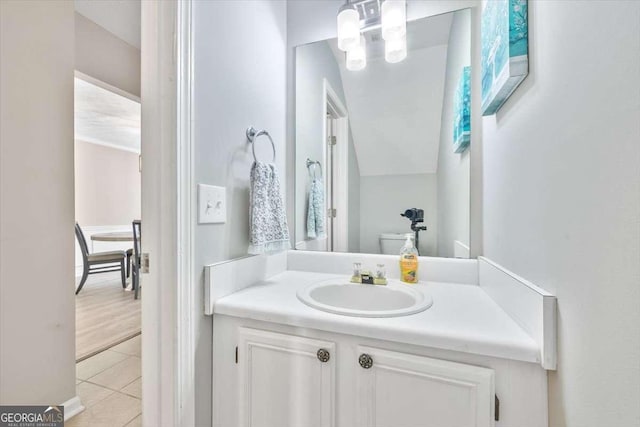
[237,327,336,427]
[355,346,495,427]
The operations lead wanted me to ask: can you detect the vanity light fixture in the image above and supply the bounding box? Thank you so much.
[338,0,407,70]
[337,1,361,52]
[381,0,407,41]
[385,34,407,63]
[346,35,367,71]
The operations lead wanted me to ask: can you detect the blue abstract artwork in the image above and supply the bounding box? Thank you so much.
[453,66,471,153]
[481,0,528,115]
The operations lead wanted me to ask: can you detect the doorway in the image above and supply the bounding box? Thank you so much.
[326,110,336,251]
[73,74,142,362]
[70,3,144,425]
[322,79,349,252]
[71,74,143,427]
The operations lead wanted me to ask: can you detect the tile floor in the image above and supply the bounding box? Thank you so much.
[68,334,141,427]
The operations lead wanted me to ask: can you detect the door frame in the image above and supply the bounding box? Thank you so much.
[141,0,195,425]
[322,79,349,253]
[175,0,195,424]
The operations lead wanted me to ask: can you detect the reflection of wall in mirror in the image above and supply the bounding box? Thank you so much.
[437,9,471,258]
[337,25,450,256]
[360,174,437,256]
[295,40,361,251]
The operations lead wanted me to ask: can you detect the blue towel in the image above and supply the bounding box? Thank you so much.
[306,178,325,239]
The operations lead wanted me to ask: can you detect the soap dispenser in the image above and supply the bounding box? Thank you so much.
[399,233,419,284]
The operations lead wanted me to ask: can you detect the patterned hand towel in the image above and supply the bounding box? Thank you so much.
[306,178,326,239]
[249,162,291,255]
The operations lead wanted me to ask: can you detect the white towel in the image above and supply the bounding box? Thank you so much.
[306,178,326,239]
[248,162,291,255]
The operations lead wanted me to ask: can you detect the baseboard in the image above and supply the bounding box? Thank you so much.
[61,395,85,421]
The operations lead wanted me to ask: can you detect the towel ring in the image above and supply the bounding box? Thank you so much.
[246,126,276,163]
[306,158,322,179]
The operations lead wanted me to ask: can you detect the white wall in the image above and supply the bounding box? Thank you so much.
[0,0,76,405]
[75,140,141,226]
[75,12,141,97]
[192,1,287,425]
[480,1,640,426]
[436,9,471,258]
[360,174,437,256]
[74,0,141,49]
[340,44,448,177]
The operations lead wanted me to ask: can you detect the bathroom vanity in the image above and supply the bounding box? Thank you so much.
[206,251,556,427]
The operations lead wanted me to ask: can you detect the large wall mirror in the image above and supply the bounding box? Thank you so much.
[295,8,472,258]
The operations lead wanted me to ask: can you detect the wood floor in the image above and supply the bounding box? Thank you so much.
[76,273,141,361]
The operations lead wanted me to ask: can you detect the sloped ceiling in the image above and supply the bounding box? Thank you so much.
[331,13,453,176]
[75,0,141,49]
[75,78,141,153]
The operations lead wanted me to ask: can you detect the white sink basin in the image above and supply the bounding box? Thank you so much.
[297,279,433,318]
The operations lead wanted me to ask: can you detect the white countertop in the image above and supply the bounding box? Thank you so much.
[213,270,541,364]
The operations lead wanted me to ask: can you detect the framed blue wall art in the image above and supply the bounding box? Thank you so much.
[453,66,471,154]
[481,0,528,116]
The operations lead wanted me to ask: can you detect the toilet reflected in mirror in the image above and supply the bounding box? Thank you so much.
[294,8,472,258]
[379,233,408,255]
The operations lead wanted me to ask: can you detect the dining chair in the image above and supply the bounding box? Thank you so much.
[131,220,142,299]
[75,223,126,295]
[126,248,133,279]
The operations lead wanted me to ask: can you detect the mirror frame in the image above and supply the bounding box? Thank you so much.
[287,1,482,258]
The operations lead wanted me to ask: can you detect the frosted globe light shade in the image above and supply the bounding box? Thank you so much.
[381,0,406,41]
[385,35,407,63]
[346,35,367,71]
[337,6,360,51]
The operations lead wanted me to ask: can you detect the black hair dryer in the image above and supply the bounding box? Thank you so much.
[400,208,427,255]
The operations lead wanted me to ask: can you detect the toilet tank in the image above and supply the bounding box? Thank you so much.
[379,233,407,254]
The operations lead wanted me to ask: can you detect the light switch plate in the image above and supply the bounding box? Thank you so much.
[198,184,226,224]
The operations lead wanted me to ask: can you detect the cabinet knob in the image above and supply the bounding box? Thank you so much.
[317,348,330,363]
[359,353,373,369]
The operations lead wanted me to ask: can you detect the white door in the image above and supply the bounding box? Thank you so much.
[326,112,336,251]
[237,328,336,427]
[355,346,495,427]
[322,79,349,253]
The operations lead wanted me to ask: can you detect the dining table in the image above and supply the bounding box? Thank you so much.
[90,231,134,242]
